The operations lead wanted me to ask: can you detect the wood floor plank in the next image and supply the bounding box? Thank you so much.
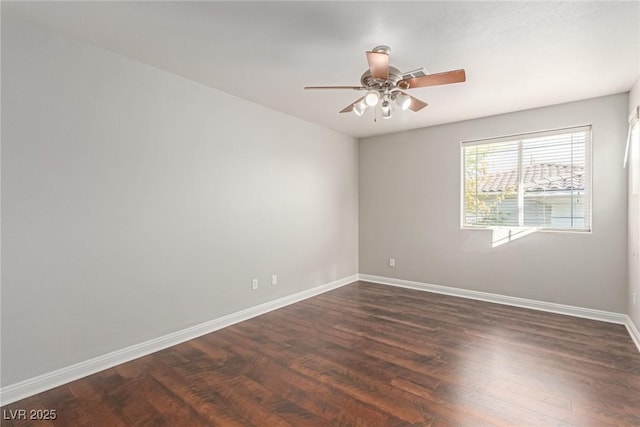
[38,385,93,427]
[146,350,256,427]
[2,281,639,426]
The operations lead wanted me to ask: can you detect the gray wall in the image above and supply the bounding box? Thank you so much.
[629,76,640,330]
[360,94,629,313]
[1,17,358,386]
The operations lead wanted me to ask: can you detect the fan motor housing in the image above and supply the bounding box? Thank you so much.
[360,66,403,90]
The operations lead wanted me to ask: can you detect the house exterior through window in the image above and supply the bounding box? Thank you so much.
[461,126,591,231]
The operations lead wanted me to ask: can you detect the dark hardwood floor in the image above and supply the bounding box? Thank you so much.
[2,281,640,426]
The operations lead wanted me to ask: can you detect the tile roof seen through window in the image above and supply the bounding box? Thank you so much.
[478,163,584,193]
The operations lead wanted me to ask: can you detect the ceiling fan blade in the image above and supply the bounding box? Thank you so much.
[305,86,364,90]
[339,96,365,113]
[400,69,466,89]
[398,91,429,111]
[366,51,389,80]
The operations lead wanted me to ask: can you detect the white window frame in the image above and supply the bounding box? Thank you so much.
[461,125,592,232]
[628,107,640,195]
[632,123,640,195]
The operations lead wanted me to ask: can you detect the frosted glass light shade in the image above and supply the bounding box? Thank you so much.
[395,93,411,111]
[365,91,380,107]
[381,100,392,119]
[353,99,367,116]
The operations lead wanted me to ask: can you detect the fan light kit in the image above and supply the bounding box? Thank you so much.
[305,45,466,120]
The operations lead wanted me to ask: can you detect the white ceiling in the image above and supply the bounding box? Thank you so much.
[4,1,640,139]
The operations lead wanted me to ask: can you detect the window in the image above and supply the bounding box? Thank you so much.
[462,126,591,231]
[631,119,639,195]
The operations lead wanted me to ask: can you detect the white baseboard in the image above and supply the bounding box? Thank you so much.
[358,274,629,325]
[0,274,357,406]
[626,316,640,353]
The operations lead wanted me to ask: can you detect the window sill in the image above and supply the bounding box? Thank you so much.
[461,225,592,234]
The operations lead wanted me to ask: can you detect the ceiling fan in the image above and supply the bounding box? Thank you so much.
[305,45,466,119]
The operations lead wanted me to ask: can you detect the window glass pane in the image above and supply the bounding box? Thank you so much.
[464,141,519,227]
[521,132,587,228]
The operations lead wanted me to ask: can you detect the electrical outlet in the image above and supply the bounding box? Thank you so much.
[252,279,258,290]
[389,258,396,267]
[272,275,278,285]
